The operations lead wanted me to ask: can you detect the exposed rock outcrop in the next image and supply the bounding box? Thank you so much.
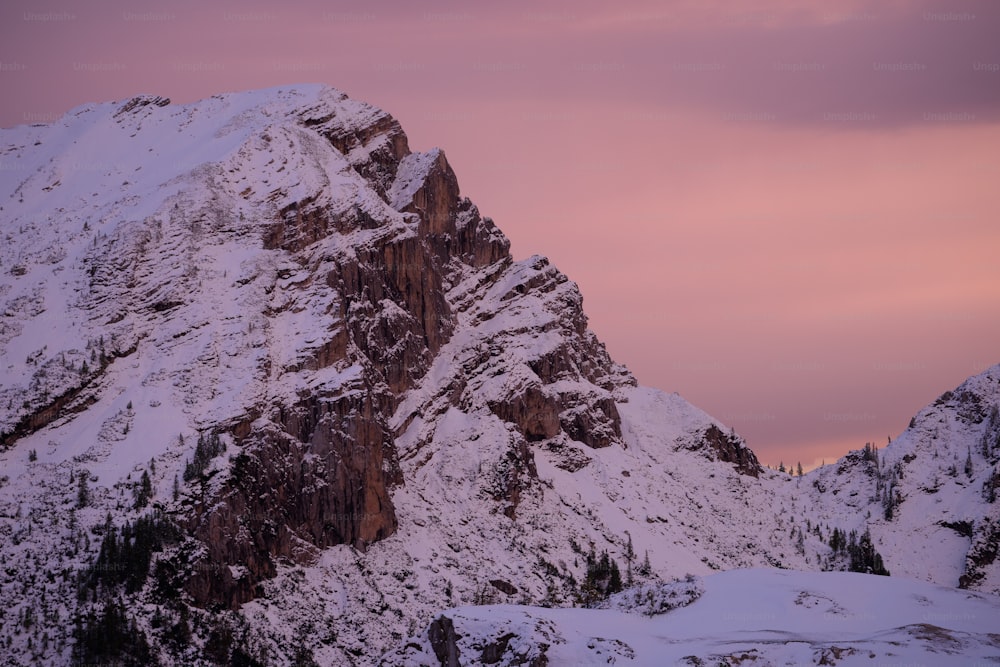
[186,385,399,608]
[679,424,763,477]
[428,615,462,667]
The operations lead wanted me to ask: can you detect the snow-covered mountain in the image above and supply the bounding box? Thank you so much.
[0,85,997,666]
[801,369,1000,593]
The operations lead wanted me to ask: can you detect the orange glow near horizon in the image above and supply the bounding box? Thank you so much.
[1,0,997,467]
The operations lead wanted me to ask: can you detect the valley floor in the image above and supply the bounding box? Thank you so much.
[384,568,1000,666]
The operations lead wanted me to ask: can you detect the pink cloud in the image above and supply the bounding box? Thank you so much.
[1,0,997,466]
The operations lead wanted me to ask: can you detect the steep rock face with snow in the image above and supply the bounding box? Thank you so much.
[0,85,744,664]
[0,85,996,666]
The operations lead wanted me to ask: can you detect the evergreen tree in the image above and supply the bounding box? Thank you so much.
[829,527,844,553]
[608,560,623,594]
[134,470,153,510]
[796,462,804,477]
[638,550,652,576]
[624,533,635,586]
[76,473,90,508]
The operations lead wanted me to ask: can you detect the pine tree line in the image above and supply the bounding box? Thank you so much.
[561,538,650,607]
[81,511,179,596]
[580,548,623,604]
[72,599,154,666]
[74,511,180,665]
[182,431,226,482]
[828,526,890,576]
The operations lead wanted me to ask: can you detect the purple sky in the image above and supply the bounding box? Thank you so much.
[2,0,998,468]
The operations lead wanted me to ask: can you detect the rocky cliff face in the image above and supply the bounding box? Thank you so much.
[0,85,657,661]
[0,86,997,666]
[168,87,636,610]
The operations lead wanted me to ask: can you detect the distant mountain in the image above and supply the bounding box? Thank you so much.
[0,85,996,666]
[803,366,1000,593]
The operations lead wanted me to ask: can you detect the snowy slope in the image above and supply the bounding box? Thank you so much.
[229,372,1000,665]
[799,365,1000,592]
[0,85,997,666]
[385,569,1000,666]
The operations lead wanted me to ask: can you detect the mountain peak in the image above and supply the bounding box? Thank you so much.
[0,86,996,666]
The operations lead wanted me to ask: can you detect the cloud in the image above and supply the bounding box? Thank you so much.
[563,0,1000,128]
[1,0,997,468]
